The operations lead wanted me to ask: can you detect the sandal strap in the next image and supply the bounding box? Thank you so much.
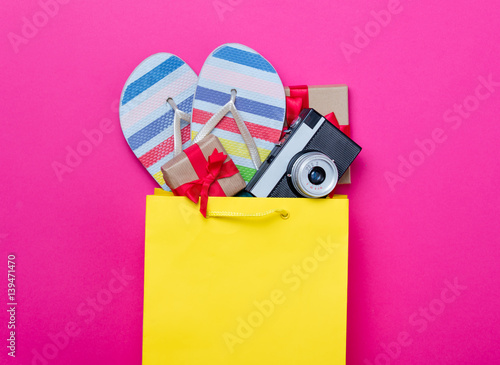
[167,98,191,157]
[193,90,262,170]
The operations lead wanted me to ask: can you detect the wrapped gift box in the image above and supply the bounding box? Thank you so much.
[285,85,352,184]
[161,134,246,216]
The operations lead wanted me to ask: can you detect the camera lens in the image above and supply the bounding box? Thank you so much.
[308,166,326,185]
[288,151,339,198]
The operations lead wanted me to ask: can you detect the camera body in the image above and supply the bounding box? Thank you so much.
[246,108,362,198]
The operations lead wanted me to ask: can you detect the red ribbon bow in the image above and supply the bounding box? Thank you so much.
[285,85,351,137]
[172,146,240,218]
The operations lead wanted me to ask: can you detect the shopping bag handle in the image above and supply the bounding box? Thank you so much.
[206,208,290,220]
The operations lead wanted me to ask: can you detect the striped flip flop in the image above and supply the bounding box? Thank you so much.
[119,53,198,190]
[191,43,286,183]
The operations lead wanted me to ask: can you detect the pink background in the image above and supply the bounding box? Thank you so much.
[1,0,499,364]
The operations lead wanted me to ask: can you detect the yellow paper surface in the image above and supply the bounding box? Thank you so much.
[143,195,349,364]
[153,188,174,196]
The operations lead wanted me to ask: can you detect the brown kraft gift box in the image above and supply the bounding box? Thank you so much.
[285,84,352,184]
[161,134,246,196]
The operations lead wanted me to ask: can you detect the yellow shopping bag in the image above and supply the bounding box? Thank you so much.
[143,190,349,364]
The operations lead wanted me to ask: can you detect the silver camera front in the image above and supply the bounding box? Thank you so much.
[289,151,339,198]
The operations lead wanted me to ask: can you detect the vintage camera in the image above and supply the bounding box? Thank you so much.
[246,108,362,198]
